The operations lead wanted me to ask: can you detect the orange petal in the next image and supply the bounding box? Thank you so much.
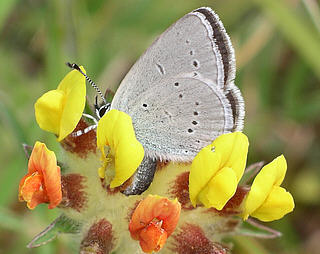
[19,172,49,209]
[27,142,46,175]
[27,190,49,210]
[19,142,62,209]
[129,195,181,253]
[19,173,42,202]
[18,174,30,201]
[44,164,62,209]
[38,144,62,209]
[139,222,168,253]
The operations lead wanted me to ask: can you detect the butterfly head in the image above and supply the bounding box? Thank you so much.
[94,95,111,119]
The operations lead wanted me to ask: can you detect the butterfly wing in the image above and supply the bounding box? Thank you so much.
[111,7,244,162]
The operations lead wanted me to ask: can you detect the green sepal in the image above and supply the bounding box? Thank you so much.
[237,219,281,239]
[27,214,82,248]
[104,89,115,103]
[239,161,264,185]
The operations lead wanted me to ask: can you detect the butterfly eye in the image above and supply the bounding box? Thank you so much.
[98,103,111,119]
[99,107,107,118]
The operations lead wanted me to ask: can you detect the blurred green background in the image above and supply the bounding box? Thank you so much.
[0,0,320,253]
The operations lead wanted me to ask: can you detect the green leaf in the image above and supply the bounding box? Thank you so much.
[27,214,81,248]
[237,219,281,239]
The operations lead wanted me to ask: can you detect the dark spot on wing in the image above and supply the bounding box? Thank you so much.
[193,60,199,68]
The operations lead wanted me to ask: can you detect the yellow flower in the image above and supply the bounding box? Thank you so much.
[242,155,294,222]
[35,67,86,141]
[189,132,249,210]
[96,109,144,188]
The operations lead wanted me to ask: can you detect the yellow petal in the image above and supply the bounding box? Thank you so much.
[242,155,288,220]
[34,90,65,135]
[34,67,86,141]
[57,66,86,93]
[198,167,238,210]
[273,155,287,186]
[189,144,221,207]
[212,132,249,181]
[96,109,144,188]
[97,109,118,154]
[57,67,86,141]
[251,186,294,222]
[112,141,144,187]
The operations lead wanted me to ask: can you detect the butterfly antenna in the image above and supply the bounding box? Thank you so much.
[66,62,107,105]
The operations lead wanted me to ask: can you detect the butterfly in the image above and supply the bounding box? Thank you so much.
[69,7,244,195]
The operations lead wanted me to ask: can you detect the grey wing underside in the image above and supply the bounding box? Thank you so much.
[111,7,244,162]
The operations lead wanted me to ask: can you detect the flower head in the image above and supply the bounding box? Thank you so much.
[189,132,249,210]
[129,195,181,253]
[96,109,144,188]
[35,67,86,141]
[242,155,295,221]
[19,142,62,209]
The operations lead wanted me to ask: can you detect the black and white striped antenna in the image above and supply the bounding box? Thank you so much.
[66,62,107,105]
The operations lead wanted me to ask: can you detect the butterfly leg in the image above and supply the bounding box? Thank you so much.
[82,113,99,125]
[122,156,157,196]
[71,124,97,137]
[71,113,98,137]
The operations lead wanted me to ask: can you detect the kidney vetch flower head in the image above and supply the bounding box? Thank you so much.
[19,66,295,253]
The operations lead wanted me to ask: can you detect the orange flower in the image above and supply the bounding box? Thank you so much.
[18,142,62,209]
[129,195,181,253]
